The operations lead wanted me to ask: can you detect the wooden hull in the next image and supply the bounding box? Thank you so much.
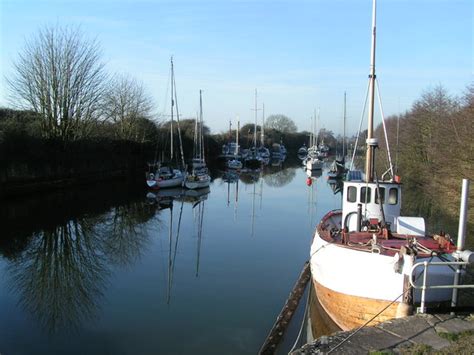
[312,279,400,331]
[310,211,456,332]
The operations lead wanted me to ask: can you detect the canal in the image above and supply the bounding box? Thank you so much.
[0,160,467,354]
[0,161,341,354]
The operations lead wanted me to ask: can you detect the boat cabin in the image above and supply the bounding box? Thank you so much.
[342,172,401,233]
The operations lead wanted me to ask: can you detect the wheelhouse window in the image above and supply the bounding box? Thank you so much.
[360,187,371,203]
[388,188,398,205]
[375,187,385,204]
[347,186,357,202]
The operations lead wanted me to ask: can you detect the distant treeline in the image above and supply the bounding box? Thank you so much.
[373,85,473,237]
[0,107,318,196]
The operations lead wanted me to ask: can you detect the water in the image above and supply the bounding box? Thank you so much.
[0,161,344,354]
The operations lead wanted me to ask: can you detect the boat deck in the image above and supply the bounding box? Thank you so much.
[317,210,455,257]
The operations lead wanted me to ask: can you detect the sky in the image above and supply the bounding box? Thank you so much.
[0,0,472,135]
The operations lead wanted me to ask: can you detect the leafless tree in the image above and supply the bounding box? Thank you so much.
[7,25,107,141]
[101,74,155,141]
[265,114,297,133]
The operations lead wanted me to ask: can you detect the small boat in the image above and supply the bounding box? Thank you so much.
[148,165,184,189]
[185,90,211,190]
[227,119,243,170]
[147,57,185,189]
[306,157,323,171]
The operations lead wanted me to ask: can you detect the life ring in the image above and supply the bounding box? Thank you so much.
[149,173,155,180]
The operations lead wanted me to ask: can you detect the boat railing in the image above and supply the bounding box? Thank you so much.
[409,260,474,314]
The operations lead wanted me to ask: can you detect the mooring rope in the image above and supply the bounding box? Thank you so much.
[327,266,429,353]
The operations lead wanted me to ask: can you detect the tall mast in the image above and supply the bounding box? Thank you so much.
[261,103,265,147]
[235,118,240,156]
[172,58,185,168]
[193,112,198,159]
[316,108,320,147]
[365,0,377,182]
[343,91,346,158]
[170,57,174,161]
[199,90,203,161]
[254,89,257,148]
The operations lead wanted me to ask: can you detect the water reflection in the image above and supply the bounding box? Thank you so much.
[263,167,296,188]
[0,184,155,333]
[7,219,110,333]
[146,187,211,302]
[327,178,343,195]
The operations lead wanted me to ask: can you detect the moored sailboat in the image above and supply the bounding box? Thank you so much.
[309,0,462,332]
[185,90,211,190]
[227,119,243,170]
[147,58,185,190]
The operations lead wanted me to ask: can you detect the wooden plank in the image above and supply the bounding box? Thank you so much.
[259,262,311,355]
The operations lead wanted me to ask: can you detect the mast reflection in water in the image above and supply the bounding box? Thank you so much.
[2,162,433,354]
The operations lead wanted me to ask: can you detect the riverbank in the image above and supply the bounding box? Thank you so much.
[293,313,474,354]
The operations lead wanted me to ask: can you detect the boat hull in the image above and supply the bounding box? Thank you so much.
[306,159,323,170]
[184,177,210,190]
[157,175,184,189]
[312,279,400,331]
[310,212,456,331]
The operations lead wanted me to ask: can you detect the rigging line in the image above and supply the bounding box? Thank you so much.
[375,79,394,180]
[350,79,371,171]
[289,278,313,353]
[328,268,428,354]
[172,63,186,169]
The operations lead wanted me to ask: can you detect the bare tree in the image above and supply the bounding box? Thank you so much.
[265,114,297,133]
[101,74,155,141]
[7,25,107,141]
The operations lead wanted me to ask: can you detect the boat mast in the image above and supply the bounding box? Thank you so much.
[261,103,265,147]
[254,89,258,149]
[193,112,198,159]
[199,89,203,162]
[343,91,346,159]
[236,118,240,156]
[316,108,320,147]
[365,0,377,182]
[170,57,174,161]
[172,59,186,169]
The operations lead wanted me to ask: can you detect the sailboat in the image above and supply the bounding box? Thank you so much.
[309,0,458,332]
[306,110,323,171]
[257,103,270,162]
[185,90,211,190]
[227,119,243,170]
[245,89,263,168]
[147,57,185,189]
[328,92,348,179]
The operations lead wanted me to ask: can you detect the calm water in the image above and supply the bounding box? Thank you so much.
[0,160,343,355]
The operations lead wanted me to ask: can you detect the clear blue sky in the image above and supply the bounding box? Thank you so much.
[0,0,472,135]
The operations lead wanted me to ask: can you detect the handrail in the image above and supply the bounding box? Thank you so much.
[409,261,474,313]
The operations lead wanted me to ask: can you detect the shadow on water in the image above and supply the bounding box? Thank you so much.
[0,181,157,333]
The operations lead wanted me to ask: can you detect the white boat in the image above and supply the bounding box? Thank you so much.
[147,166,184,189]
[306,157,323,171]
[146,57,186,189]
[184,170,210,190]
[227,119,242,170]
[185,90,210,190]
[309,0,459,332]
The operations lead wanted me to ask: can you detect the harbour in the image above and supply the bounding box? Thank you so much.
[0,163,339,355]
[1,0,473,353]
